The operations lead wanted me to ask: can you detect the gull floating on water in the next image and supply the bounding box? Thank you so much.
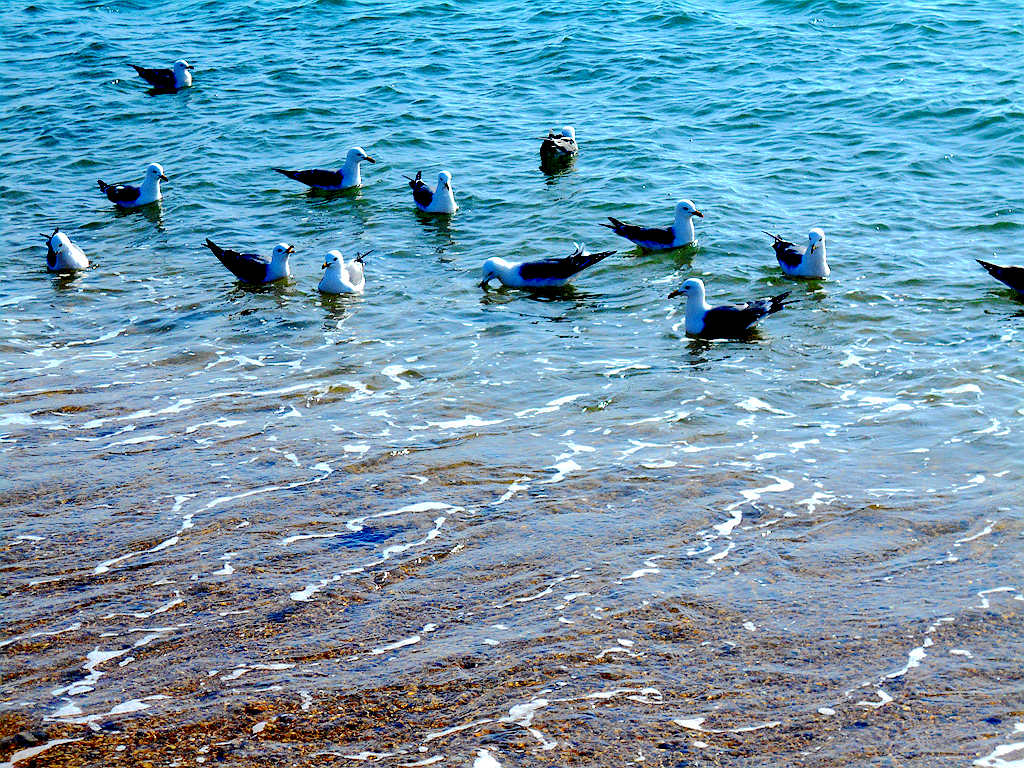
[204,238,294,284]
[406,170,458,214]
[480,242,616,289]
[539,125,578,164]
[319,249,369,294]
[42,229,89,272]
[130,59,193,91]
[273,147,376,190]
[471,749,501,768]
[668,277,792,338]
[977,259,1024,294]
[602,200,703,251]
[97,163,167,208]
[766,228,829,278]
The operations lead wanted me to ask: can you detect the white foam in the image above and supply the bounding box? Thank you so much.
[371,635,421,655]
[974,722,1024,767]
[0,738,81,768]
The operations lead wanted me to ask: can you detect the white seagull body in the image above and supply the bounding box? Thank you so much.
[318,250,368,294]
[602,199,703,250]
[480,243,616,289]
[767,228,829,278]
[407,170,458,214]
[668,277,791,338]
[97,163,167,208]
[204,239,294,284]
[43,229,89,272]
[131,59,193,91]
[273,147,376,190]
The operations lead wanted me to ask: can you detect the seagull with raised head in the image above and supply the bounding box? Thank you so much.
[204,238,294,284]
[602,200,703,251]
[42,229,89,272]
[668,278,792,338]
[97,163,167,208]
[130,59,193,91]
[273,147,376,191]
[319,250,369,295]
[539,126,578,164]
[406,170,458,214]
[977,260,1024,295]
[479,242,616,289]
[766,228,829,278]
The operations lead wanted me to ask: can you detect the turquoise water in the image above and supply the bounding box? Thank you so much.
[2,1,1023,766]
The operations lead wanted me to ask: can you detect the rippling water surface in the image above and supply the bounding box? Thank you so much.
[2,0,1023,766]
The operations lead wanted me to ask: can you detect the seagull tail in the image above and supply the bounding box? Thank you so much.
[204,238,223,257]
[97,180,109,193]
[977,259,1000,276]
[354,249,373,264]
[130,64,145,75]
[601,217,625,234]
[271,168,298,181]
[769,291,794,314]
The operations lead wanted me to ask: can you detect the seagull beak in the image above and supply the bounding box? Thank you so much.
[186,64,195,70]
[286,245,295,254]
[364,156,376,164]
[479,280,489,289]
[444,180,451,191]
[668,289,683,298]
[159,174,169,181]
[692,210,704,218]
[321,262,329,269]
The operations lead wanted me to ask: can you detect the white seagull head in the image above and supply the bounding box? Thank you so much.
[668,277,705,300]
[145,163,168,181]
[271,243,295,261]
[479,257,501,287]
[347,146,376,165]
[322,249,344,272]
[437,170,453,191]
[561,126,576,140]
[808,228,826,250]
[674,199,703,220]
[173,60,193,74]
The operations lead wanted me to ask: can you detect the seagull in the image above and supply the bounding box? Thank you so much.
[479,242,616,289]
[97,163,167,208]
[130,59,193,91]
[766,228,829,278]
[539,126,578,164]
[204,238,294,284]
[472,749,501,768]
[42,229,89,272]
[977,260,1024,295]
[668,278,792,338]
[406,170,458,214]
[318,250,370,295]
[601,200,703,251]
[273,147,376,191]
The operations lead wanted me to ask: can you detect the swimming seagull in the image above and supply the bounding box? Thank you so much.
[977,260,1024,294]
[318,250,370,294]
[204,238,294,284]
[766,228,829,278]
[405,170,458,214]
[601,200,703,251]
[668,277,792,338]
[42,229,89,272]
[273,147,376,190]
[97,163,167,208]
[479,242,616,289]
[130,59,193,91]
[539,126,578,164]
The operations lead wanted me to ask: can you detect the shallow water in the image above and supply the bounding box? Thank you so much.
[1,0,1023,766]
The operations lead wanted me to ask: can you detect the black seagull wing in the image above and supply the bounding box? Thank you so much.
[272,167,345,189]
[768,234,803,268]
[701,292,792,337]
[602,217,675,247]
[131,64,176,90]
[205,238,271,284]
[97,180,140,204]
[517,247,616,282]
[408,172,434,208]
[978,260,1024,294]
[44,229,58,270]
